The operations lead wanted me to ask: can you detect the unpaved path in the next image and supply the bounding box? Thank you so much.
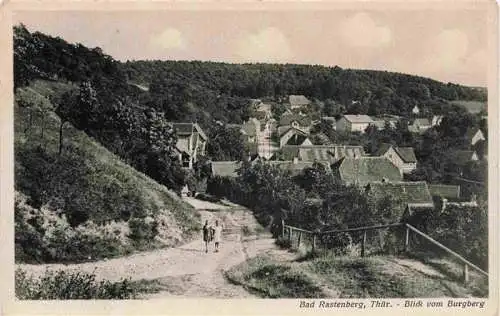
[18,198,287,298]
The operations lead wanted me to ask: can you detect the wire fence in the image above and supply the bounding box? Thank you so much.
[282,221,488,290]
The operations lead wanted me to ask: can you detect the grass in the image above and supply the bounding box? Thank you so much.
[227,251,488,299]
[14,80,200,263]
[225,256,325,298]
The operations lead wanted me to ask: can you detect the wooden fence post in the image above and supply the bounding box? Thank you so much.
[281,220,285,239]
[298,232,302,248]
[404,226,410,252]
[288,227,292,243]
[463,264,469,285]
[312,234,316,253]
[361,230,367,257]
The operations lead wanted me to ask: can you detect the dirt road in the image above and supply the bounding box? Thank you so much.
[18,198,282,298]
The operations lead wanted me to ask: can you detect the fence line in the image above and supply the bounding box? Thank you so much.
[281,220,488,285]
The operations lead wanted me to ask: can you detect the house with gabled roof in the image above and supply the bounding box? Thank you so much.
[278,127,312,148]
[331,156,403,186]
[375,143,418,174]
[365,181,434,215]
[276,145,365,165]
[278,113,312,133]
[289,95,311,109]
[171,123,208,169]
[408,118,431,133]
[336,114,374,133]
[466,127,486,146]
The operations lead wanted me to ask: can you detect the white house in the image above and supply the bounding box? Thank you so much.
[172,123,208,169]
[279,127,312,148]
[412,105,420,115]
[336,115,374,133]
[375,143,418,175]
[466,128,486,146]
[431,115,444,127]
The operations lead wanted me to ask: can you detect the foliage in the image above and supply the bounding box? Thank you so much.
[15,269,136,299]
[206,124,245,161]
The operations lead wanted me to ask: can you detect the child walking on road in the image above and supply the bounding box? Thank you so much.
[213,220,223,252]
[202,220,212,253]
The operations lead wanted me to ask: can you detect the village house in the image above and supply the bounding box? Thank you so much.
[412,105,420,115]
[375,143,418,175]
[172,123,208,169]
[431,115,444,127]
[278,113,312,133]
[408,118,431,133]
[278,127,312,148]
[331,156,403,186]
[288,95,311,109]
[365,181,434,217]
[275,144,365,165]
[466,127,486,146]
[267,160,331,177]
[336,114,375,133]
[371,115,400,130]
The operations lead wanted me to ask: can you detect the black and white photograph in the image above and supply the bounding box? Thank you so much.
[1,0,497,310]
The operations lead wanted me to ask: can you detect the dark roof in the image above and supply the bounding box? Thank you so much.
[211,161,241,178]
[342,114,374,124]
[374,143,393,156]
[366,181,434,208]
[267,161,331,176]
[280,145,365,163]
[286,134,310,146]
[171,123,208,140]
[428,184,461,199]
[279,126,308,138]
[331,157,402,185]
[394,147,417,163]
[279,113,312,127]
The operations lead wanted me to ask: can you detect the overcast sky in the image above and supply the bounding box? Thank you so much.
[14,6,489,87]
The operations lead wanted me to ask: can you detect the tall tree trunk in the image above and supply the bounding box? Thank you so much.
[58,120,65,155]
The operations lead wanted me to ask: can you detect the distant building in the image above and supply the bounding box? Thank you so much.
[336,115,375,133]
[365,181,434,213]
[466,127,486,146]
[266,160,331,177]
[276,145,365,165]
[431,115,444,127]
[412,105,420,115]
[375,143,418,174]
[428,184,478,211]
[278,113,312,133]
[172,123,208,169]
[279,127,312,148]
[408,118,431,133]
[331,156,403,186]
[289,95,311,109]
[371,115,400,130]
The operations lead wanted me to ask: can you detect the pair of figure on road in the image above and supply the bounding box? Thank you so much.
[203,220,223,253]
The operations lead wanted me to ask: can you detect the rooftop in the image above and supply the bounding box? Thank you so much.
[366,181,434,208]
[171,123,208,140]
[332,157,403,185]
[342,114,374,124]
[428,184,461,199]
[211,161,241,178]
[289,95,311,107]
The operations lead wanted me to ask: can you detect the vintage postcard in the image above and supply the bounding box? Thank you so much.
[0,0,498,315]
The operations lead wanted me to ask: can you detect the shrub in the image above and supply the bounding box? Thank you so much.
[15,269,136,299]
[128,218,158,244]
[275,236,292,249]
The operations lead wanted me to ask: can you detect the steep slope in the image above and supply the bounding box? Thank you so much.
[14,81,201,263]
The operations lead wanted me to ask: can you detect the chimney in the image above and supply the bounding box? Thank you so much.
[293,157,299,164]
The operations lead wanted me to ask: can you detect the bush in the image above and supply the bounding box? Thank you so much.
[15,269,136,299]
[128,218,158,245]
[275,236,292,249]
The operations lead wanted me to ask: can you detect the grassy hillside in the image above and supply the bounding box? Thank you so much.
[15,80,201,263]
[451,100,487,114]
[226,253,488,298]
